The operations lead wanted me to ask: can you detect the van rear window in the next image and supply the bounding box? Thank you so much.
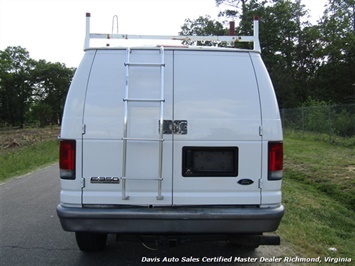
[182,147,238,177]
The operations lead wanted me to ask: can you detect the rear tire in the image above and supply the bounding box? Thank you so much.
[75,232,107,252]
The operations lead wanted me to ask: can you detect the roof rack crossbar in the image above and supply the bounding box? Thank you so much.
[84,13,261,52]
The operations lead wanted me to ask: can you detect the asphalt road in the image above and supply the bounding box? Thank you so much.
[0,164,290,266]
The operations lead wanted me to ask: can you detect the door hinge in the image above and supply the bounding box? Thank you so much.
[82,124,86,135]
[174,120,188,135]
[259,126,263,136]
[258,179,263,189]
[81,178,85,188]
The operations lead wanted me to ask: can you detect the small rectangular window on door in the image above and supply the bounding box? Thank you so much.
[182,147,238,177]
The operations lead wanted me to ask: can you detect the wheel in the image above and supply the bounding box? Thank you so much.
[75,232,107,252]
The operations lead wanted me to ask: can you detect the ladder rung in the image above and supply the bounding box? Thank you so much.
[124,63,165,67]
[123,98,165,103]
[121,177,164,181]
[122,137,164,142]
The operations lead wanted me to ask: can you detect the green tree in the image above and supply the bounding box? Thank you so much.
[317,0,355,103]
[179,15,227,46]
[215,0,246,22]
[0,49,12,125]
[293,25,323,101]
[31,103,53,128]
[0,46,75,127]
[0,46,35,127]
[32,60,75,125]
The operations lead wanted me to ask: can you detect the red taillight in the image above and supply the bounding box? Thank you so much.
[268,142,283,180]
[60,140,76,179]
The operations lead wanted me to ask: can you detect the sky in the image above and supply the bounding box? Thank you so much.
[0,0,328,68]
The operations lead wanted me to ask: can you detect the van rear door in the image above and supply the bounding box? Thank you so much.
[82,49,173,206]
[172,50,262,205]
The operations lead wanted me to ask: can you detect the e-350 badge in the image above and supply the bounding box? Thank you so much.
[90,177,120,184]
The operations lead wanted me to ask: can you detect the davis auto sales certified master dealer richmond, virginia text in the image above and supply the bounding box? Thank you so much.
[141,256,352,263]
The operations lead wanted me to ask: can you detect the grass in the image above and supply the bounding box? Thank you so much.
[283,136,355,210]
[284,128,355,148]
[279,178,355,260]
[278,135,355,261]
[0,126,60,182]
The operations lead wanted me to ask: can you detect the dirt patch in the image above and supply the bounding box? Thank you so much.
[0,126,60,150]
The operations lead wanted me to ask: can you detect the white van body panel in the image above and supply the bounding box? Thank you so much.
[59,52,96,207]
[173,51,261,141]
[61,52,95,139]
[81,49,174,205]
[172,50,262,205]
[78,49,266,206]
[249,53,283,205]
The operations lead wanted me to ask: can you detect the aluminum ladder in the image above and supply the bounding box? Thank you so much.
[121,47,165,200]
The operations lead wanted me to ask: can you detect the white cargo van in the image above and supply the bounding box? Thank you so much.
[57,13,284,252]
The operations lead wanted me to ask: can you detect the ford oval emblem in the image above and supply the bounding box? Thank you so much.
[238,179,254,185]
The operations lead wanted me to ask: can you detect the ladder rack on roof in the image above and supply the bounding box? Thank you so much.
[84,13,261,52]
